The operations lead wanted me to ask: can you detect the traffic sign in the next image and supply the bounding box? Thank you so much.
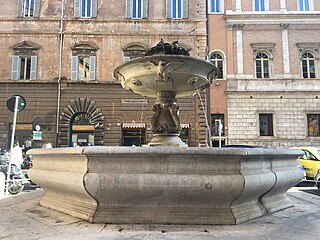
[33,131,43,140]
[6,95,26,112]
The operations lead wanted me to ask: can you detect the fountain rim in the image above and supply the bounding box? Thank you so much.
[113,55,220,98]
[113,55,219,80]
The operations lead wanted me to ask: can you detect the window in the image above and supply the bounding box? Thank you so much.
[81,0,92,18]
[74,0,97,18]
[254,0,267,11]
[208,0,223,13]
[71,42,99,81]
[18,0,40,17]
[71,56,96,80]
[307,114,320,137]
[302,52,316,78]
[126,0,148,19]
[12,56,37,80]
[259,114,273,136]
[209,53,224,79]
[123,43,147,62]
[298,0,313,11]
[166,0,188,19]
[255,52,269,78]
[11,41,39,80]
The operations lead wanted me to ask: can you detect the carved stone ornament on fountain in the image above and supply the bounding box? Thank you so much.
[114,39,219,146]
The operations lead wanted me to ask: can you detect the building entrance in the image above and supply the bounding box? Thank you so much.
[71,125,95,147]
[70,112,95,147]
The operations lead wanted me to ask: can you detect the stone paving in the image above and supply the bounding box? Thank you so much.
[0,187,320,240]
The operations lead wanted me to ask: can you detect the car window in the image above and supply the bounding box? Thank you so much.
[303,150,317,160]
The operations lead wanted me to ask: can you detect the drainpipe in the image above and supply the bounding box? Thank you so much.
[55,0,65,147]
[205,0,212,147]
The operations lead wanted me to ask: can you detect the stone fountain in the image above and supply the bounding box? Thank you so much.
[114,40,217,147]
[28,40,303,225]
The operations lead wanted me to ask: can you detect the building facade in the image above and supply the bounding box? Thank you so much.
[2,0,318,152]
[0,0,210,152]
[207,0,320,148]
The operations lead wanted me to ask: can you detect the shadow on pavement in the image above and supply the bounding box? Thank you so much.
[295,181,320,196]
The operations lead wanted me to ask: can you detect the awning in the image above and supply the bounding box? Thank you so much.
[122,123,146,129]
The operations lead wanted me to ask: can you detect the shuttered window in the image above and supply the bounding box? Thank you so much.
[166,0,188,19]
[125,0,148,19]
[17,0,41,17]
[71,56,96,81]
[11,55,37,80]
[74,0,98,18]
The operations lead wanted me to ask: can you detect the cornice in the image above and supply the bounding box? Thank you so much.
[0,17,205,24]
[225,11,320,25]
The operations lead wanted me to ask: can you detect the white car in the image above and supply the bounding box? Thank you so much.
[298,163,306,182]
[315,169,320,189]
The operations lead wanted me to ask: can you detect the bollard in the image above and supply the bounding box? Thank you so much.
[0,172,5,198]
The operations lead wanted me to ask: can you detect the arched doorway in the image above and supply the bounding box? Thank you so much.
[59,98,104,147]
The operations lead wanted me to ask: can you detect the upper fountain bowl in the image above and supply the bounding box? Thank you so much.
[114,55,219,98]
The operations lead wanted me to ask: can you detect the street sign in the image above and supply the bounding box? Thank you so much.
[33,131,43,140]
[6,95,26,112]
[5,94,26,195]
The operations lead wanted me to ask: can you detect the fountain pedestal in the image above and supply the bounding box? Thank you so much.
[148,91,186,147]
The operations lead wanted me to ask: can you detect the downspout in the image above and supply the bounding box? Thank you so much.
[55,0,65,147]
[205,0,212,147]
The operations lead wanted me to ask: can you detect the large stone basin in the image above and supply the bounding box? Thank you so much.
[28,147,303,225]
[114,55,217,98]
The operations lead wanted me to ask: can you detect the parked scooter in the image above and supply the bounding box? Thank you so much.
[0,163,24,195]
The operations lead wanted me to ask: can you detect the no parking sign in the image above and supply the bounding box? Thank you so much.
[6,95,26,112]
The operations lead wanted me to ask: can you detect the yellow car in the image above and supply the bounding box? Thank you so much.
[291,147,320,181]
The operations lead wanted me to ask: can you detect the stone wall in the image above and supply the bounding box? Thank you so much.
[228,90,320,147]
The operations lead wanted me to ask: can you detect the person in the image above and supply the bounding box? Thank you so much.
[42,143,52,148]
[10,142,24,170]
